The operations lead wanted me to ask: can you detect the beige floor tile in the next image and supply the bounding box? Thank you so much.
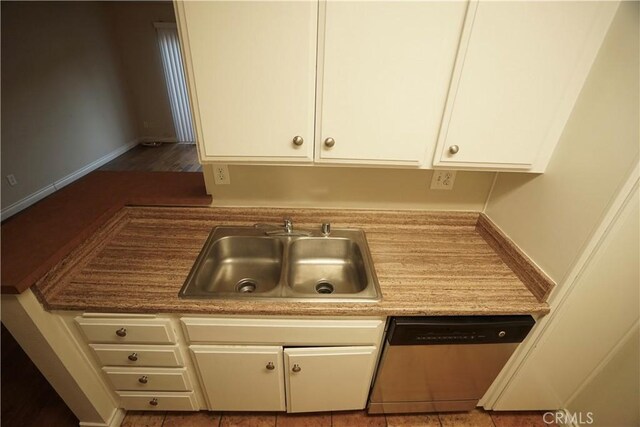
[163,411,221,426]
[276,412,331,427]
[332,410,387,427]
[490,411,552,427]
[438,409,494,427]
[121,411,166,427]
[386,413,441,427]
[220,412,277,427]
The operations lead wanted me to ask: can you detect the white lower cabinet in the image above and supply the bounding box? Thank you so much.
[191,346,286,411]
[73,315,384,413]
[103,367,192,392]
[284,346,377,413]
[117,391,198,411]
[74,316,199,412]
[184,317,385,413]
[191,344,377,413]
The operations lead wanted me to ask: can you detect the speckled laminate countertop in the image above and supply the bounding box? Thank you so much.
[34,206,551,316]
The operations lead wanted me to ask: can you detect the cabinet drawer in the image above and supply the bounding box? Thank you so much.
[182,318,385,345]
[117,391,197,411]
[76,317,175,344]
[90,344,183,367]
[103,367,192,391]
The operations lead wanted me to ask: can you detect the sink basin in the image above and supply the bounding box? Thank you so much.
[286,238,368,295]
[179,226,381,301]
[189,236,283,296]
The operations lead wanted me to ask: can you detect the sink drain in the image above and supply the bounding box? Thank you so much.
[315,281,334,294]
[236,279,257,293]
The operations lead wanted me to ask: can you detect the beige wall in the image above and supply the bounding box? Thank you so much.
[484,1,639,284]
[105,1,176,140]
[205,165,496,211]
[1,2,137,208]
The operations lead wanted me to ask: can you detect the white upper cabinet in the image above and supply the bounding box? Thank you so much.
[316,1,467,166]
[177,0,618,172]
[177,1,317,162]
[433,1,619,172]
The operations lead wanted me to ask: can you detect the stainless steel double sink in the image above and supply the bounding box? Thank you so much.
[179,225,381,301]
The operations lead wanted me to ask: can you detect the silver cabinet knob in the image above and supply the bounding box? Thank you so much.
[448,145,459,155]
[149,398,158,406]
[266,362,275,370]
[324,137,335,148]
[128,352,138,362]
[498,331,506,338]
[115,328,127,337]
[138,375,148,384]
[292,364,301,373]
[292,136,304,146]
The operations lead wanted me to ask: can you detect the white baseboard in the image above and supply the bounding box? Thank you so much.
[1,139,139,221]
[79,408,125,427]
[1,184,58,221]
[53,139,139,190]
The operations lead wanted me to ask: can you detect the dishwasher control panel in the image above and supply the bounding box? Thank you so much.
[387,315,535,345]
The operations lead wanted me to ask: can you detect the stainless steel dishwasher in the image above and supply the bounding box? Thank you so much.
[368,315,535,414]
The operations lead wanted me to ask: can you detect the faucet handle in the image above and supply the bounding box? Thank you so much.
[321,222,331,236]
[283,218,293,233]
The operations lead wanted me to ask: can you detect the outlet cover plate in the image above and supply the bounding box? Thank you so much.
[213,165,230,185]
[430,171,456,190]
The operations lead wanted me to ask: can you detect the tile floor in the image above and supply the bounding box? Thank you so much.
[122,409,554,427]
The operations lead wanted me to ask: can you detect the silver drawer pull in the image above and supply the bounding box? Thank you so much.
[292,364,301,373]
[115,328,127,337]
[266,362,275,370]
[128,352,138,362]
[138,375,148,384]
[149,398,158,406]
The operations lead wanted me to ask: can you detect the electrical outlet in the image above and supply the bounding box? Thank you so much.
[6,174,17,186]
[430,170,456,190]
[213,164,230,185]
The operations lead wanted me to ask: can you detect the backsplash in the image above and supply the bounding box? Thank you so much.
[204,164,496,211]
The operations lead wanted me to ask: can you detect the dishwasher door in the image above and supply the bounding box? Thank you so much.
[368,342,518,413]
[368,315,535,414]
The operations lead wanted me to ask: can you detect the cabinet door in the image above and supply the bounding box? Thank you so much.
[434,1,619,171]
[317,1,467,166]
[190,345,285,411]
[178,1,317,162]
[284,346,377,413]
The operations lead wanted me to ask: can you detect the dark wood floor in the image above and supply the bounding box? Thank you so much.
[100,143,202,172]
[1,324,78,427]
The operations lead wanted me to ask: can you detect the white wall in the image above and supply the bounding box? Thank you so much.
[105,1,177,141]
[1,2,138,210]
[483,2,640,417]
[567,323,639,427]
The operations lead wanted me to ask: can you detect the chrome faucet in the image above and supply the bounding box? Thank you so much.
[321,222,331,236]
[254,218,311,237]
[283,218,293,234]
